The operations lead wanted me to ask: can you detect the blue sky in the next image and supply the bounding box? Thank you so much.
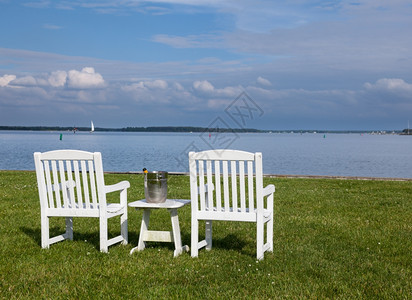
[1,0,412,130]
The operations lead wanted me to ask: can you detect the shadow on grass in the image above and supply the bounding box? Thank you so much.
[20,225,250,256]
[20,226,140,252]
[181,232,247,250]
[20,226,42,246]
[134,232,251,257]
[181,231,252,256]
[212,233,247,251]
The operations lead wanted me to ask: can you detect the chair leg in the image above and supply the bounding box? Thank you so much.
[100,217,108,253]
[65,217,73,240]
[191,217,199,257]
[257,219,264,260]
[41,212,50,249]
[121,209,128,245]
[267,216,274,252]
[205,220,212,251]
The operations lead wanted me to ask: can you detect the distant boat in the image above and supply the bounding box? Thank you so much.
[90,121,94,133]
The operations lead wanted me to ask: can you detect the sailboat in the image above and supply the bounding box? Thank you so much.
[90,121,95,133]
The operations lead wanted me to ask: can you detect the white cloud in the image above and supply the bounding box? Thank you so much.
[123,79,168,91]
[216,86,242,97]
[207,98,228,109]
[48,70,68,87]
[144,79,168,89]
[174,82,184,91]
[363,78,412,103]
[257,76,272,86]
[11,76,38,86]
[128,82,145,90]
[0,74,16,87]
[67,67,105,89]
[193,80,214,93]
[364,78,412,92]
[1,68,104,89]
[152,34,223,48]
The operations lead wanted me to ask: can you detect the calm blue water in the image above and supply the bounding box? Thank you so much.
[0,130,411,178]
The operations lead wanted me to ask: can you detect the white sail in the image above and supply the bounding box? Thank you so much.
[91,121,94,132]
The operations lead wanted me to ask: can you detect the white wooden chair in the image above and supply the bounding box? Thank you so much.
[189,149,275,260]
[34,150,130,252]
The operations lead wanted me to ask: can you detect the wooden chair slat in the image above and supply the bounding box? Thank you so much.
[214,160,221,211]
[88,161,98,207]
[206,160,213,210]
[43,161,54,209]
[73,160,83,208]
[222,160,229,212]
[248,161,254,211]
[66,160,75,209]
[239,161,246,212]
[51,160,62,208]
[81,160,91,209]
[231,160,237,212]
[198,160,205,211]
[58,160,68,208]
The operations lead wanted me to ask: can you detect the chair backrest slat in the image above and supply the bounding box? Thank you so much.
[198,160,205,211]
[81,160,91,209]
[206,160,213,210]
[73,160,83,207]
[59,160,69,208]
[214,160,222,211]
[189,150,261,216]
[239,161,246,213]
[43,161,54,208]
[231,160,237,212]
[51,160,61,208]
[248,161,254,211]
[88,160,98,208]
[66,160,75,208]
[222,160,230,211]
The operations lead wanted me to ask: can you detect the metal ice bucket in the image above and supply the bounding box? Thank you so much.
[144,171,168,203]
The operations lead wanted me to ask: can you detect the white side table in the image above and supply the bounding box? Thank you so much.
[129,199,190,257]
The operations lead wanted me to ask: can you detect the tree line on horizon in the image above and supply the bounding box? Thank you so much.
[0,125,407,134]
[0,125,263,133]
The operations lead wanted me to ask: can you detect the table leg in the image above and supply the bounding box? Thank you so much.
[130,208,151,255]
[169,208,189,257]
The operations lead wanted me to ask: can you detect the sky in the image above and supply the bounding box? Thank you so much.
[1,0,412,130]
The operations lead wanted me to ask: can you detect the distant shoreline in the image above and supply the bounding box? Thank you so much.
[0,125,407,134]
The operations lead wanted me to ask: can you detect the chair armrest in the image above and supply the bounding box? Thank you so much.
[263,184,275,197]
[104,181,130,194]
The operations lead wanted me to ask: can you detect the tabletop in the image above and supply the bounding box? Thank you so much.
[128,199,190,209]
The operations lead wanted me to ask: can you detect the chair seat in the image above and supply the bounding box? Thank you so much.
[196,207,272,222]
[206,207,272,217]
[51,203,125,214]
[107,203,126,214]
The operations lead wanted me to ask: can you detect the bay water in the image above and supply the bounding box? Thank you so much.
[0,130,411,178]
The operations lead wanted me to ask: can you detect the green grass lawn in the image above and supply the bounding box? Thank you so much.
[0,171,411,299]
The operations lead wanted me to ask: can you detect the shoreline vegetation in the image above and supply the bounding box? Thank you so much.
[0,125,410,134]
